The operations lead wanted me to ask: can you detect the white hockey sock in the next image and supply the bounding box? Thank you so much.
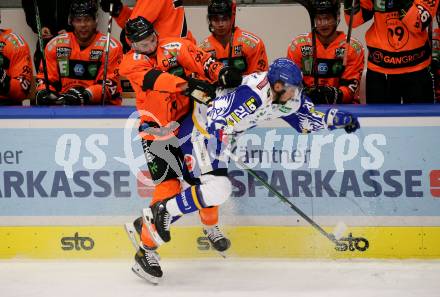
[165,199,183,217]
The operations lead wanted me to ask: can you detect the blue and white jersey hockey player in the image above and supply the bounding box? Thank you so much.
[180,58,359,180]
[137,58,360,283]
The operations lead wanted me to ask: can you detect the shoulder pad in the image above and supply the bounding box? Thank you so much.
[198,39,211,50]
[293,33,311,45]
[349,37,363,55]
[5,32,26,47]
[47,35,71,51]
[240,31,260,43]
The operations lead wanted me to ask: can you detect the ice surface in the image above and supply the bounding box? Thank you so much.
[1,259,440,297]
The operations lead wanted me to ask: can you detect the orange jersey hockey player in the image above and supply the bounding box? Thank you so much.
[196,0,268,257]
[119,16,242,284]
[36,0,123,105]
[199,0,268,75]
[100,0,195,41]
[0,27,33,105]
[287,0,365,104]
[344,0,439,103]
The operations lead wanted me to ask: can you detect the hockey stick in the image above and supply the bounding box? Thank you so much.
[223,146,347,247]
[32,0,50,105]
[343,0,356,66]
[101,3,114,106]
[228,0,237,67]
[293,1,319,88]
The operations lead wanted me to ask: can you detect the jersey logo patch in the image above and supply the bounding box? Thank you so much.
[56,47,71,58]
[233,45,242,56]
[59,59,102,80]
[301,45,313,57]
[162,42,182,51]
[90,49,103,61]
[256,76,268,90]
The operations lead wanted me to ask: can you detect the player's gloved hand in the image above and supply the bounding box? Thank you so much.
[0,67,10,95]
[344,0,360,14]
[186,77,217,104]
[100,0,123,16]
[396,0,413,18]
[59,87,91,105]
[326,108,360,133]
[35,89,64,105]
[218,66,242,89]
[305,86,343,104]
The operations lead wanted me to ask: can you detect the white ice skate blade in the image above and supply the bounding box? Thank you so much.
[142,208,165,246]
[124,223,139,250]
[131,262,160,285]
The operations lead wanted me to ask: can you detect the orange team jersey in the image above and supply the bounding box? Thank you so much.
[432,27,440,102]
[119,37,224,135]
[36,32,123,105]
[346,0,439,74]
[198,26,268,75]
[0,29,33,104]
[116,0,195,42]
[287,32,365,104]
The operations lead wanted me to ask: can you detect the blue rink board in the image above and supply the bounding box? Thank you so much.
[0,104,440,119]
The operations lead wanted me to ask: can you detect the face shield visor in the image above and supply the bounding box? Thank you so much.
[272,81,303,105]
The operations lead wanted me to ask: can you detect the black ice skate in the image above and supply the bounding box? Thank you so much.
[132,246,162,285]
[203,225,231,257]
[143,200,172,246]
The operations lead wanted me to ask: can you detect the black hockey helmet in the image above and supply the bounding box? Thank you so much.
[69,0,98,20]
[208,0,233,18]
[312,0,341,17]
[125,16,155,42]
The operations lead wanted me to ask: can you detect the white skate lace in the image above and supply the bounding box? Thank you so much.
[205,225,225,243]
[144,250,160,267]
[163,211,171,231]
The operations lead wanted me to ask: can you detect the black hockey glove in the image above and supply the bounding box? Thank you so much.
[218,66,242,89]
[100,0,123,17]
[0,67,10,95]
[305,86,343,104]
[327,109,360,134]
[397,0,414,18]
[343,0,360,14]
[35,89,64,106]
[186,77,217,104]
[60,87,91,105]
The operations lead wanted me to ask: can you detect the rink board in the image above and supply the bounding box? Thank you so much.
[1,225,440,259]
[1,105,440,259]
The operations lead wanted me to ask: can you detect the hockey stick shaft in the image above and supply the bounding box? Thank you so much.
[101,3,114,106]
[224,148,338,245]
[228,0,237,67]
[343,0,356,66]
[294,1,318,87]
[32,0,50,103]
